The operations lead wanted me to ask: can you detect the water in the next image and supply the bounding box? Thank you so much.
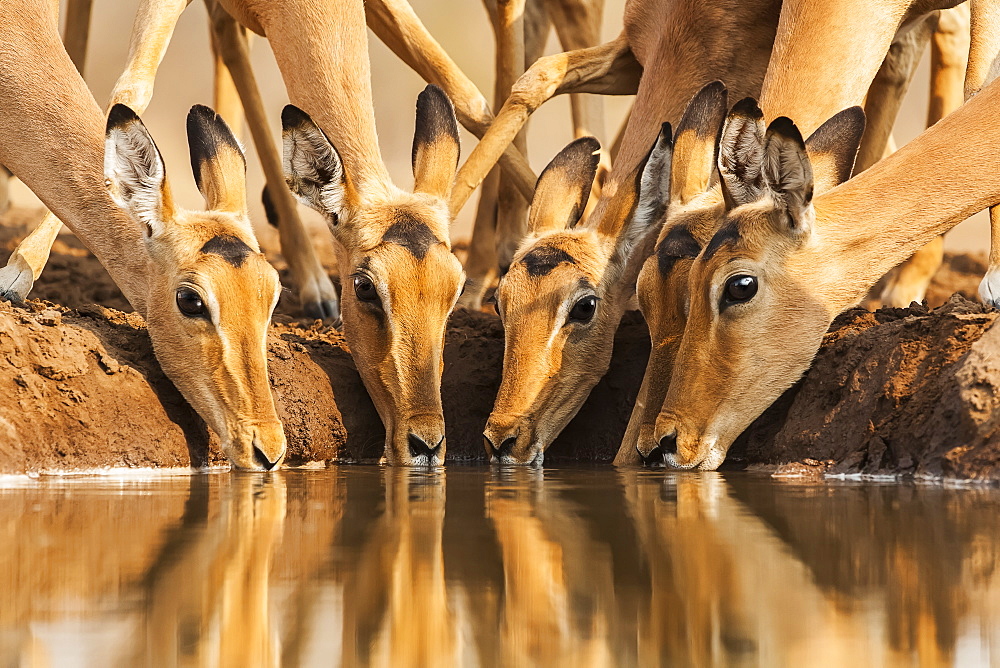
[1,467,998,667]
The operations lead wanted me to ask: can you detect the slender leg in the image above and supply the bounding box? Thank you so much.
[62,0,94,74]
[0,213,62,302]
[457,169,500,310]
[207,0,339,322]
[209,15,245,138]
[493,0,531,274]
[967,0,1000,307]
[872,6,970,308]
[449,34,641,215]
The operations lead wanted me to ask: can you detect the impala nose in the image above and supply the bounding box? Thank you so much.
[408,433,443,460]
[637,431,676,466]
[253,445,279,471]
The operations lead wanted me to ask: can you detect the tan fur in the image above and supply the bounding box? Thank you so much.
[485,0,782,464]
[656,79,1000,470]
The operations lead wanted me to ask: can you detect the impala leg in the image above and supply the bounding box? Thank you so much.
[457,169,500,310]
[0,213,62,302]
[967,0,1000,307]
[208,15,244,138]
[874,6,970,308]
[207,1,339,323]
[491,0,532,274]
[62,0,94,74]
[364,0,536,200]
[1,0,189,303]
[450,34,640,215]
[544,0,609,209]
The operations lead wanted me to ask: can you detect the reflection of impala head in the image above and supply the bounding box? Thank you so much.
[104,104,285,471]
[644,99,865,470]
[282,86,464,466]
[485,135,669,465]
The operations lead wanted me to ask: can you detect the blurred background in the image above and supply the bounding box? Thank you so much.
[11,0,983,260]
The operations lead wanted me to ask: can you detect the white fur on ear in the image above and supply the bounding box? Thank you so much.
[763,116,815,234]
[718,98,766,208]
[281,105,349,224]
[104,105,168,237]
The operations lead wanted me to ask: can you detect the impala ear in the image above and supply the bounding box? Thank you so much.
[528,136,600,235]
[804,106,866,193]
[627,122,673,242]
[670,81,727,204]
[187,104,248,216]
[718,97,766,209]
[281,104,354,227]
[104,104,174,238]
[412,84,460,200]
[763,116,814,235]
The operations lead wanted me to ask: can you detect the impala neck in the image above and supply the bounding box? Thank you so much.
[810,78,1000,314]
[252,0,393,198]
[760,0,907,135]
[0,1,150,313]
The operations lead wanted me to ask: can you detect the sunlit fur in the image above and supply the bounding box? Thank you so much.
[282,87,464,466]
[487,137,648,465]
[482,0,783,465]
[105,105,284,471]
[648,101,872,470]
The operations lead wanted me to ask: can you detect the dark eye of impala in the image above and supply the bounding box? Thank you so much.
[354,275,379,303]
[723,275,758,304]
[568,295,598,323]
[176,288,207,318]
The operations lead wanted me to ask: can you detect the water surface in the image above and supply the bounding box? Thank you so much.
[1,467,998,666]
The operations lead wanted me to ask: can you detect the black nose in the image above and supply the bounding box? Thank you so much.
[484,435,517,460]
[408,434,443,459]
[253,446,278,471]
[659,432,678,455]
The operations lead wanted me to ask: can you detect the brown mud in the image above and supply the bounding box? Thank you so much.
[2,208,998,479]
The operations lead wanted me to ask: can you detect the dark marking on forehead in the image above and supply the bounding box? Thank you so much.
[657,224,702,277]
[200,234,253,267]
[521,245,576,277]
[703,220,742,261]
[382,215,441,260]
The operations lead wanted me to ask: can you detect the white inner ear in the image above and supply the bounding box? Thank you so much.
[104,126,165,234]
[284,128,347,221]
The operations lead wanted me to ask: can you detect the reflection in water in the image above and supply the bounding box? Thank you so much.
[0,469,998,666]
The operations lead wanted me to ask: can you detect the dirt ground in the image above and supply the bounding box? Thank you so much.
[2,208,998,479]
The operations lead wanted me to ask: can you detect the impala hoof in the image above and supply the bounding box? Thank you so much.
[979,269,1000,310]
[302,298,341,326]
[0,255,34,303]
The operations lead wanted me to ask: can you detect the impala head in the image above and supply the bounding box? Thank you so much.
[628,82,730,463]
[648,100,865,470]
[282,85,463,466]
[104,104,284,471]
[485,134,666,465]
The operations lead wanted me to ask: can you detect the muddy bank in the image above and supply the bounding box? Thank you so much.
[2,209,999,478]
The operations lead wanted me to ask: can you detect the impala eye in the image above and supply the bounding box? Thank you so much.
[176,288,207,318]
[723,275,758,304]
[354,275,379,303]
[568,295,598,323]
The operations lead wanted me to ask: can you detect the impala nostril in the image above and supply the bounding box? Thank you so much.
[253,445,278,471]
[637,443,664,467]
[498,437,516,457]
[659,432,678,456]
[408,433,438,459]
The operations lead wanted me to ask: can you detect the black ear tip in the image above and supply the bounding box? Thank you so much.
[106,103,140,132]
[187,104,216,121]
[573,135,602,156]
[702,80,727,97]
[281,104,312,129]
[658,122,672,142]
[730,97,763,119]
[416,84,458,122]
[768,116,805,143]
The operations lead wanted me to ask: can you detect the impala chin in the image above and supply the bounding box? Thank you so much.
[382,414,446,467]
[483,416,544,466]
[223,420,287,472]
[648,417,726,471]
